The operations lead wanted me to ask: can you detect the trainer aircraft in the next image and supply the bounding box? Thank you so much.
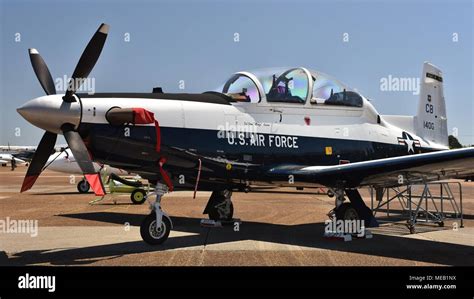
[17,23,474,244]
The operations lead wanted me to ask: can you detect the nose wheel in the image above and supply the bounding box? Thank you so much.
[140,213,171,245]
[139,182,173,245]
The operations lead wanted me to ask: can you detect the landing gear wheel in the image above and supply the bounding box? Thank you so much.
[208,195,234,221]
[140,213,171,245]
[335,203,359,221]
[77,179,90,193]
[407,224,416,234]
[438,221,444,227]
[131,189,146,204]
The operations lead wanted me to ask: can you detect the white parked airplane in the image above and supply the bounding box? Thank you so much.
[45,148,131,193]
[17,23,474,244]
[0,145,36,153]
[0,154,27,166]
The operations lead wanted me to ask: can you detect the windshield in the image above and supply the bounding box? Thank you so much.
[222,74,261,103]
[266,68,309,103]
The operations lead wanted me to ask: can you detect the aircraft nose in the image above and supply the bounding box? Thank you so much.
[17,95,82,134]
[17,102,35,123]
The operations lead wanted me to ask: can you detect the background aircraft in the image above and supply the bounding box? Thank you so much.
[0,153,27,166]
[0,144,36,164]
[45,148,134,193]
[0,145,36,153]
[0,144,69,163]
[16,23,474,244]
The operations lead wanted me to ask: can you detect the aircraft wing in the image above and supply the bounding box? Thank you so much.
[267,147,474,188]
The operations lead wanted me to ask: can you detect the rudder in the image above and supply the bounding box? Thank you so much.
[415,62,448,148]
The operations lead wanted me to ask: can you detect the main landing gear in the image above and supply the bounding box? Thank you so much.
[140,183,173,245]
[330,188,379,227]
[335,202,359,221]
[203,190,234,221]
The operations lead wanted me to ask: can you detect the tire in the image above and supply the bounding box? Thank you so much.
[335,203,359,221]
[131,189,146,205]
[208,195,234,221]
[140,213,171,245]
[77,180,90,193]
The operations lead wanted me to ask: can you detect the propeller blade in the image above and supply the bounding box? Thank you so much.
[63,23,109,102]
[62,127,105,196]
[28,49,56,95]
[21,131,57,192]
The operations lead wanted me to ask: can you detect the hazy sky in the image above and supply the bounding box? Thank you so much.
[1,0,473,145]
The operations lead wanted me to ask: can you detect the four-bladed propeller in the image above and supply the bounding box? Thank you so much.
[20,23,109,195]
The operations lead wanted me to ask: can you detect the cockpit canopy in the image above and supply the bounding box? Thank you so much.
[219,67,363,107]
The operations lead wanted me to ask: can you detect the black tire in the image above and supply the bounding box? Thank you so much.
[208,196,234,221]
[140,213,171,245]
[131,189,146,204]
[335,203,359,221]
[77,180,90,193]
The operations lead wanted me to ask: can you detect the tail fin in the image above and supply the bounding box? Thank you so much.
[415,62,448,147]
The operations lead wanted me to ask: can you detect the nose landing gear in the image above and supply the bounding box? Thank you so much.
[140,182,173,245]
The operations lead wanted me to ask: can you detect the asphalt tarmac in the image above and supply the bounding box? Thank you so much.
[0,166,473,266]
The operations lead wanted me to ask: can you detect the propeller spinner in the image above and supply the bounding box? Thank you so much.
[17,23,109,195]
